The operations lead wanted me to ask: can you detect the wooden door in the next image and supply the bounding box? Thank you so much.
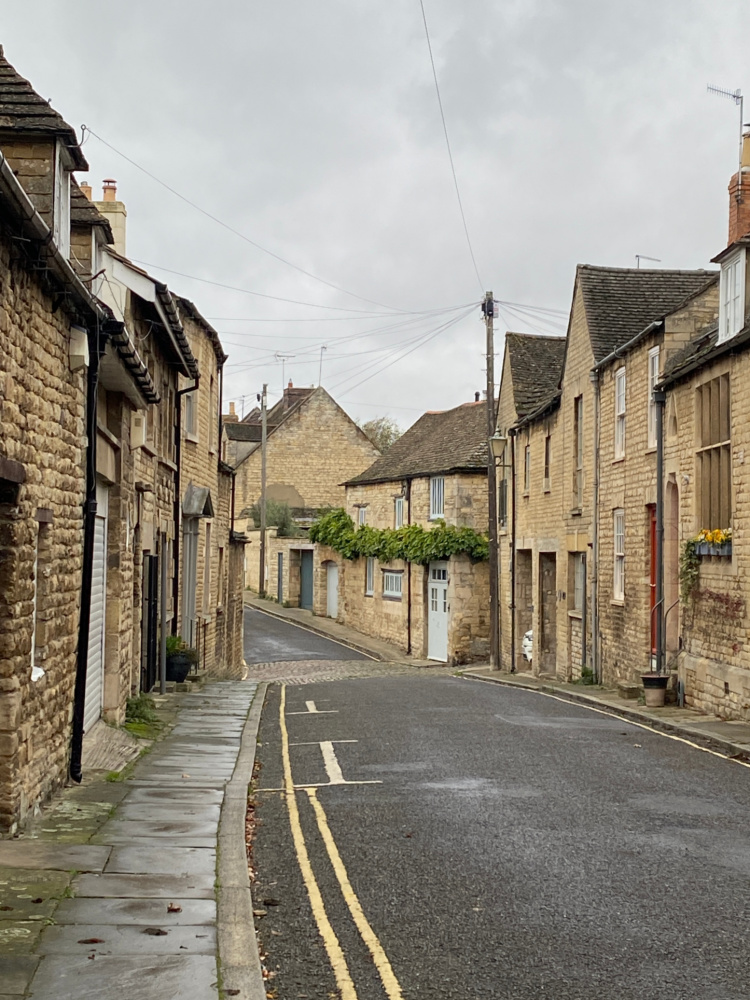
[539,553,557,674]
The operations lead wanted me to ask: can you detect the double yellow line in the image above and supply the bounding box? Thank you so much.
[279,685,404,1000]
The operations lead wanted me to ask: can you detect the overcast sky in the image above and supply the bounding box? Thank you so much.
[4,2,749,427]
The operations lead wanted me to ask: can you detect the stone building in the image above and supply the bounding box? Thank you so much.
[0,50,112,831]
[497,266,715,686]
[174,297,245,679]
[328,400,491,664]
[224,382,380,518]
[655,130,750,719]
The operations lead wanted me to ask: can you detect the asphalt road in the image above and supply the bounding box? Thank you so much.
[253,674,750,999]
[243,606,370,663]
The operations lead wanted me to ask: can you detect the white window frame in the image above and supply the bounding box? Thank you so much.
[574,395,584,504]
[53,141,71,260]
[543,435,551,492]
[365,557,375,596]
[647,347,660,450]
[573,552,585,612]
[614,367,626,459]
[718,248,746,345]
[382,570,403,599]
[184,390,198,441]
[358,505,367,526]
[394,495,405,529]
[429,477,445,519]
[523,444,531,493]
[613,508,625,602]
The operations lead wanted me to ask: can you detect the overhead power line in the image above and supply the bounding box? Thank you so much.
[418,0,484,294]
[82,125,404,312]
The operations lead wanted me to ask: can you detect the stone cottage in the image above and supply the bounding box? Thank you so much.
[329,400,491,664]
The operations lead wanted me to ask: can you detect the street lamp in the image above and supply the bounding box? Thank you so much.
[488,430,507,670]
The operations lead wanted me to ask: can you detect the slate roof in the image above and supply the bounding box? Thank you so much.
[505,333,566,419]
[346,401,488,486]
[0,47,87,170]
[70,179,113,242]
[177,297,228,366]
[239,387,316,430]
[578,265,717,364]
[224,423,263,443]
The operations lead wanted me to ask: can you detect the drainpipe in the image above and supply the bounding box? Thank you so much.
[654,388,666,674]
[173,377,200,635]
[70,321,107,783]
[159,533,168,695]
[589,369,601,684]
[405,478,412,655]
[509,428,517,674]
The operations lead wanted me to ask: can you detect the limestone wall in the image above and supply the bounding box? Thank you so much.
[0,227,86,832]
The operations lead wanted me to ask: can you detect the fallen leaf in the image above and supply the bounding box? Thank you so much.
[253,909,267,917]
[142,927,168,936]
[182,774,191,779]
[634,744,642,748]
[78,938,104,944]
[0,905,13,911]
[226,991,240,996]
[167,903,182,913]
[262,897,280,906]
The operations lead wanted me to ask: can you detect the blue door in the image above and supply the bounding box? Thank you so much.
[300,550,314,610]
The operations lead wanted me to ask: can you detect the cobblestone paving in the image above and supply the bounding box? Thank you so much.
[244,658,453,685]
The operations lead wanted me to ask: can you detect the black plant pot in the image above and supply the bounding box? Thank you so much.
[166,653,191,683]
[641,672,669,707]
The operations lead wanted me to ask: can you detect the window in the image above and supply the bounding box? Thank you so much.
[696,373,731,529]
[543,435,551,491]
[499,473,508,528]
[613,509,625,602]
[358,506,367,526]
[185,390,198,439]
[613,367,626,459]
[573,552,585,612]
[394,496,405,529]
[217,546,224,607]
[53,142,71,259]
[209,376,216,453]
[430,476,445,519]
[647,347,660,449]
[523,444,531,493]
[365,557,375,596]
[574,395,583,505]
[382,570,403,599]
[718,249,745,344]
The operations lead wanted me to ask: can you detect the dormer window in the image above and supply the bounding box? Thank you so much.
[718,248,745,344]
[53,141,71,259]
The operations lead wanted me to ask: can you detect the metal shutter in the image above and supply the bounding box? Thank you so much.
[83,506,107,732]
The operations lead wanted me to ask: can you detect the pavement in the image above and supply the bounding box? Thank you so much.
[0,681,266,1000]
[253,673,750,999]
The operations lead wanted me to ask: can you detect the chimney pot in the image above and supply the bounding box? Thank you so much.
[229,402,236,416]
[288,380,293,389]
[475,391,480,402]
[80,182,93,201]
[102,178,117,202]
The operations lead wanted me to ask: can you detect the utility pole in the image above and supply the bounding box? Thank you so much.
[318,344,327,386]
[259,384,268,597]
[483,291,500,670]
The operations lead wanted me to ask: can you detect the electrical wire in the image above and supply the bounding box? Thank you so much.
[418,0,484,295]
[82,125,405,312]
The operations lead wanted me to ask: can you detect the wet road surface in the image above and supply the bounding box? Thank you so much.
[252,674,750,999]
[243,606,370,663]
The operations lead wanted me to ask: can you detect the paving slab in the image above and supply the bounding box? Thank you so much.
[54,896,216,926]
[104,846,215,877]
[27,954,219,999]
[0,956,39,994]
[0,843,110,872]
[38,922,216,956]
[91,817,217,848]
[73,873,215,899]
[113,802,221,823]
[0,919,45,954]
[121,787,224,805]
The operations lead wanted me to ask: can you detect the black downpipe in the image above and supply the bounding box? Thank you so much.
[172,378,200,635]
[655,388,666,674]
[70,322,106,783]
[509,429,517,674]
[405,479,412,655]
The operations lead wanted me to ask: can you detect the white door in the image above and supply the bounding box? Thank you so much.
[326,562,339,618]
[427,561,448,661]
[182,518,199,646]
[84,483,108,732]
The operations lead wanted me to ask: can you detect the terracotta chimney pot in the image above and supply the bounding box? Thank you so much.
[727,131,750,245]
[80,182,93,200]
[102,178,117,202]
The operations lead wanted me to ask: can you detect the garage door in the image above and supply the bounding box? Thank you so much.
[83,484,108,732]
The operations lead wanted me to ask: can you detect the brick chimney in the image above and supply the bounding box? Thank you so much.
[94,179,127,256]
[79,182,92,200]
[224,401,239,423]
[728,130,750,245]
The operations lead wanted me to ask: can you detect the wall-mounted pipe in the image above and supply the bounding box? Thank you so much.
[509,428,517,674]
[172,377,200,635]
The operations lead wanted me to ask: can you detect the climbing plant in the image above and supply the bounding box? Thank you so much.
[679,537,700,604]
[308,508,489,564]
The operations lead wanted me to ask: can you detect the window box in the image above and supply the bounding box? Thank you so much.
[695,541,732,557]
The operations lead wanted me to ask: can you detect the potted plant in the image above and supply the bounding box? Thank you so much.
[165,634,199,683]
[692,527,732,558]
[641,671,669,707]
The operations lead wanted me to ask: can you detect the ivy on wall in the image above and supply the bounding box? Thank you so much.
[309,507,489,564]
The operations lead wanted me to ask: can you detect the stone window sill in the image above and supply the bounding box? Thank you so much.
[185,433,199,445]
[611,598,625,607]
[612,456,625,464]
[158,456,177,473]
[570,507,582,517]
[382,595,402,602]
[364,592,374,598]
[568,610,582,620]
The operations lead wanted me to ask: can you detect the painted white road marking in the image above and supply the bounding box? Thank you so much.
[321,740,347,784]
[288,700,339,715]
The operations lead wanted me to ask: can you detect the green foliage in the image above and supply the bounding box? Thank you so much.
[125,693,158,725]
[165,634,199,664]
[309,507,489,564]
[248,499,300,537]
[680,538,700,604]
[358,415,403,453]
